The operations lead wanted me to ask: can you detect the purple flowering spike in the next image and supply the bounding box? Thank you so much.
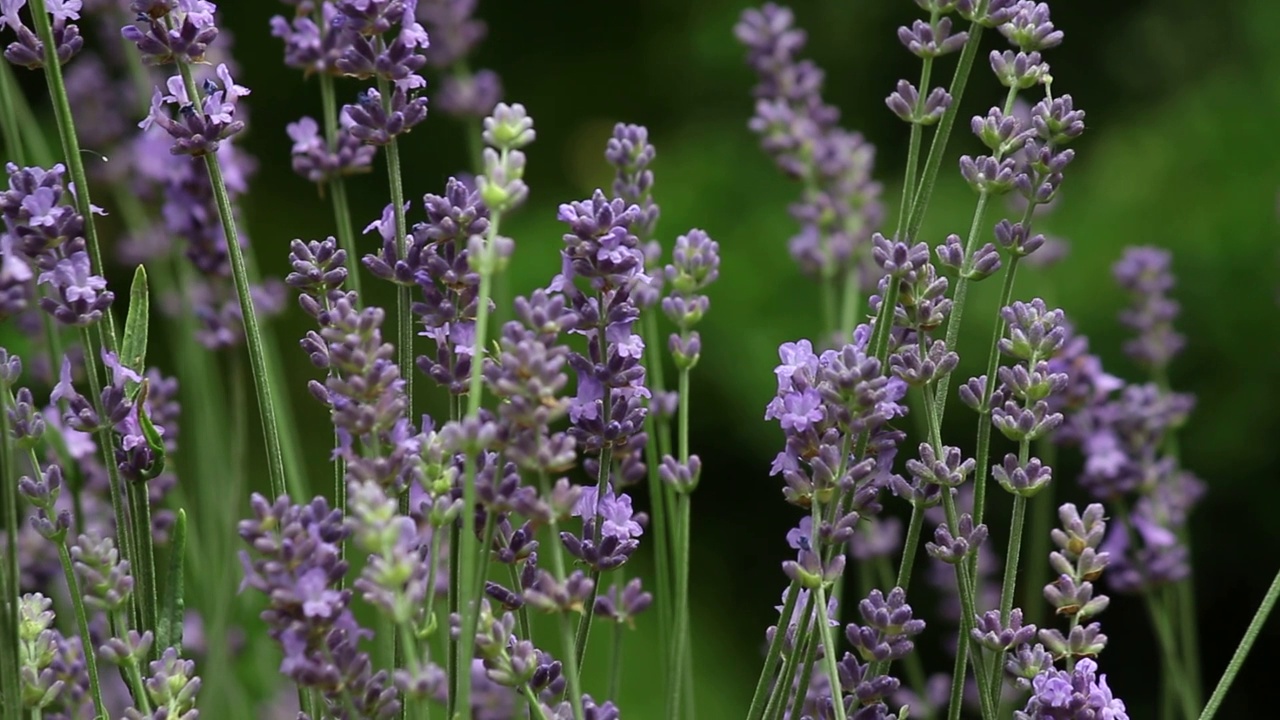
[1014,658,1128,720]
[736,4,883,279]
[1113,246,1184,372]
[122,0,218,65]
[342,84,429,146]
[142,66,249,156]
[36,250,113,326]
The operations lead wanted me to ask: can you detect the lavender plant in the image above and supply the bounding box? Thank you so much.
[0,0,1271,718]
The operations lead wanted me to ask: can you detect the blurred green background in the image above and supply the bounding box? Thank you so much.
[12,0,1280,715]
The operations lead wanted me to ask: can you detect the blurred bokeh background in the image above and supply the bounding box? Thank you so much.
[8,0,1280,716]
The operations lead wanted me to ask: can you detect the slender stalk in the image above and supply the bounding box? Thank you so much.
[780,628,820,720]
[316,49,363,303]
[745,580,801,720]
[814,584,847,720]
[170,68,287,502]
[607,582,624,700]
[762,592,816,720]
[1001,504,1030,616]
[639,309,674,656]
[455,201,505,714]
[904,21,985,241]
[0,61,27,166]
[665,365,696,719]
[940,487,997,720]
[967,258,1021,534]
[555,612,587,720]
[3,62,54,167]
[1022,439,1055,626]
[1,381,22,720]
[127,476,157,645]
[54,542,107,717]
[376,76,415,418]
[931,191,990,414]
[1145,592,1198,720]
[893,37,935,241]
[78,329,137,615]
[1199,565,1280,719]
[893,502,926,592]
[28,0,118,350]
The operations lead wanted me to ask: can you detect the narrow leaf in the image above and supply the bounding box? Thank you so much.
[121,265,149,387]
[156,509,186,655]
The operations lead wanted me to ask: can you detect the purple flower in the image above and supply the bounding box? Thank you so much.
[37,250,113,326]
[141,65,249,156]
[121,0,218,65]
[1014,658,1128,720]
[2,0,84,68]
[342,84,429,146]
[1112,246,1184,372]
[736,4,883,279]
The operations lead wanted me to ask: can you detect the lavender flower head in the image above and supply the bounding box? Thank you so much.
[1,0,85,68]
[1112,246,1185,373]
[141,64,249,156]
[1014,658,1128,720]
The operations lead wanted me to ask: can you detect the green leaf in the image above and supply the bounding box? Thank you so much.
[121,265,149,389]
[136,389,167,482]
[156,509,186,655]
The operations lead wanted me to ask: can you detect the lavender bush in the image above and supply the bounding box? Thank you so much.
[0,0,1273,718]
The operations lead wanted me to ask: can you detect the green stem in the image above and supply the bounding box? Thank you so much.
[940,487,997,720]
[967,258,1021,537]
[781,636,819,720]
[316,50,363,304]
[763,592,816,720]
[931,191,990,415]
[814,584,847,720]
[904,21,985,241]
[455,197,505,714]
[127,476,157,646]
[1199,565,1280,719]
[1145,592,1197,720]
[1,380,23,720]
[894,44,934,241]
[639,310,674,641]
[931,82,1021,423]
[78,328,137,622]
[0,61,27,166]
[745,580,801,720]
[2,61,54,166]
[1177,558,1203,710]
[669,365,696,719]
[54,543,107,717]
[28,0,118,350]
[1022,437,1055,615]
[997,444,1031,624]
[376,76,414,418]
[556,610,587,720]
[173,68,287,502]
[126,660,153,715]
[894,501,926,594]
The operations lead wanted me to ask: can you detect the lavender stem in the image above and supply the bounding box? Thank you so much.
[457,205,505,714]
[28,0,118,352]
[0,379,23,718]
[903,20,985,241]
[1199,566,1280,719]
[53,541,106,717]
[744,579,801,720]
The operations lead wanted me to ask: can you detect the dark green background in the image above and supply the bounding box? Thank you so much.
[15,0,1280,715]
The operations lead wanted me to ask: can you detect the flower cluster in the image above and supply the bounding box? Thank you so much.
[1,0,84,68]
[735,3,883,280]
